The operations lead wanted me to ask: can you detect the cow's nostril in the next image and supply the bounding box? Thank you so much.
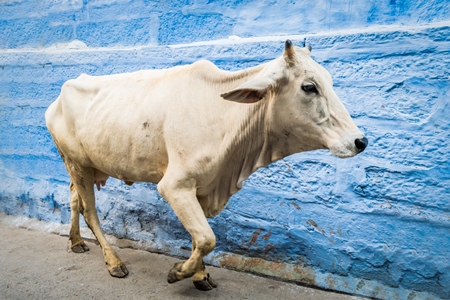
[355,137,368,153]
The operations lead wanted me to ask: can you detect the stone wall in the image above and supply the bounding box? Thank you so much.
[1,1,449,299]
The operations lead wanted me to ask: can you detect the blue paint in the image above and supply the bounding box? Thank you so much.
[1,1,450,299]
[77,18,153,47]
[1,0,449,49]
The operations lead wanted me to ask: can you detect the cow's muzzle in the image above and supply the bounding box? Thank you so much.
[355,137,368,153]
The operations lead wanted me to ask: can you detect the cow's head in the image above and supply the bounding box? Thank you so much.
[221,40,367,159]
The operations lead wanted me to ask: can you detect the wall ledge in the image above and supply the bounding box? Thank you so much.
[0,20,448,54]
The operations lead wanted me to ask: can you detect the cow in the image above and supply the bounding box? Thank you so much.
[45,40,368,291]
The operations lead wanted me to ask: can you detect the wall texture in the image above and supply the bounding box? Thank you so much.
[1,1,449,299]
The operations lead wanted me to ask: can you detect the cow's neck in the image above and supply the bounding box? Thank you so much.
[201,99,271,217]
[230,99,272,189]
[218,63,284,187]
[199,63,280,217]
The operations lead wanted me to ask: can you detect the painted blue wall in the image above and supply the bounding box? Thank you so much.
[1,1,449,299]
[0,0,449,49]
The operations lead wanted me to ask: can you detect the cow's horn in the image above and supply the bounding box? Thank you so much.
[285,39,293,49]
[284,39,295,60]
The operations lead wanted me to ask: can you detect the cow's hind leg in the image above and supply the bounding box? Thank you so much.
[67,163,128,278]
[68,182,89,253]
[158,178,216,290]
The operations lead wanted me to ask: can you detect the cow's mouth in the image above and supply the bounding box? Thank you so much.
[328,134,368,158]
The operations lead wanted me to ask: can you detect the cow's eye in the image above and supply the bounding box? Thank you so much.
[301,83,318,94]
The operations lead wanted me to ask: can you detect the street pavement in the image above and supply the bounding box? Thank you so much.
[0,216,366,300]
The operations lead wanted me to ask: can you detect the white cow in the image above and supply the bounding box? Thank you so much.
[45,40,367,290]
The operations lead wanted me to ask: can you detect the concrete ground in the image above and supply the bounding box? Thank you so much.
[0,219,366,300]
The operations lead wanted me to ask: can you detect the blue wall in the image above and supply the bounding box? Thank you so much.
[1,1,449,299]
[1,0,449,48]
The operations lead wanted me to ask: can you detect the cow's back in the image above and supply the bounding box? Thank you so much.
[45,70,178,183]
[45,61,254,185]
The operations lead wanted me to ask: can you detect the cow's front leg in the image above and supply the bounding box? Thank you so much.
[158,178,216,290]
[193,262,217,290]
[190,238,217,290]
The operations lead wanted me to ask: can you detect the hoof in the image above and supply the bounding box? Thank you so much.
[108,263,129,278]
[193,273,217,291]
[167,262,184,283]
[71,242,90,253]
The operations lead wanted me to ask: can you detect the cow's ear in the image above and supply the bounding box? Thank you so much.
[220,76,275,103]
